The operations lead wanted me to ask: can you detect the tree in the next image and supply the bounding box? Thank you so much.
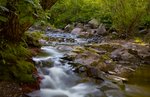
[0,0,57,43]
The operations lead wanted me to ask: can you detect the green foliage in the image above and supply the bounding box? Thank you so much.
[23,31,47,47]
[17,0,42,24]
[11,60,35,82]
[0,44,35,82]
[144,33,150,44]
[49,0,150,39]
[103,0,150,38]
[49,0,102,28]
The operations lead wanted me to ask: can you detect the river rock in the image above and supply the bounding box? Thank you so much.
[104,90,125,97]
[39,39,48,45]
[111,48,138,63]
[71,28,83,35]
[56,45,74,52]
[123,42,150,64]
[64,24,73,32]
[88,19,99,28]
[75,23,84,28]
[96,24,107,36]
[83,24,92,30]
[99,81,121,91]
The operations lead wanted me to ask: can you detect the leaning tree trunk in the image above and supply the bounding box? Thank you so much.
[0,0,58,43]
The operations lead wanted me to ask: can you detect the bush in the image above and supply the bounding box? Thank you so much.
[103,0,150,38]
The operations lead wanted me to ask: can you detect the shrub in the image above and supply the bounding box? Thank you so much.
[104,0,150,38]
[0,44,35,82]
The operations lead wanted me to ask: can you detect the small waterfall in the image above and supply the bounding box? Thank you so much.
[28,46,101,97]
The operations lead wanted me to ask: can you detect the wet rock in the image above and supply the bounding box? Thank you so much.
[104,90,125,97]
[56,45,74,52]
[99,81,121,91]
[63,52,77,61]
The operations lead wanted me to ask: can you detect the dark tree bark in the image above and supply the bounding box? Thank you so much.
[40,0,58,10]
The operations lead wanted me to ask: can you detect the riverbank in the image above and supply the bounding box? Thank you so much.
[0,29,149,97]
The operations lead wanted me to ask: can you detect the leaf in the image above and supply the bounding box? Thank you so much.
[0,15,8,22]
[0,5,9,12]
[24,0,35,5]
[2,59,6,64]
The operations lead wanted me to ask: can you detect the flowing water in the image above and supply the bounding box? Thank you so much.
[28,32,150,97]
[28,33,101,97]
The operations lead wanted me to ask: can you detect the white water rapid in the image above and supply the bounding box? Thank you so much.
[28,46,101,97]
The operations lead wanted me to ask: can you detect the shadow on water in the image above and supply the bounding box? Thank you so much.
[125,64,150,97]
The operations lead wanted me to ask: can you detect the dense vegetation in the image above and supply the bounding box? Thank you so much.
[50,0,150,38]
[0,0,57,82]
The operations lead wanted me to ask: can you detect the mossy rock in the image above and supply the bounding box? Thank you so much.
[72,46,85,53]
[23,31,48,47]
[90,55,115,72]
[85,43,122,52]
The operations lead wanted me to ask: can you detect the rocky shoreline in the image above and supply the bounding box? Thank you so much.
[62,40,150,85]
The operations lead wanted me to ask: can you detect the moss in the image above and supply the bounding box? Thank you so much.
[0,44,35,82]
[98,43,119,52]
[72,46,85,53]
[90,52,115,72]
[10,60,35,82]
[23,31,47,47]
[85,43,121,52]
[85,47,100,55]
[100,53,111,61]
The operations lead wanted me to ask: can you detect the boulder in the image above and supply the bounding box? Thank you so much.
[88,19,99,28]
[75,23,84,28]
[64,24,73,32]
[111,48,138,63]
[123,42,150,63]
[96,24,107,36]
[39,39,47,45]
[83,24,92,30]
[71,28,83,35]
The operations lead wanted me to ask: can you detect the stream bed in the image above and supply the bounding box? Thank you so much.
[28,32,150,97]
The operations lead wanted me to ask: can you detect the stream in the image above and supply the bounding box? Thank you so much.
[28,32,150,97]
